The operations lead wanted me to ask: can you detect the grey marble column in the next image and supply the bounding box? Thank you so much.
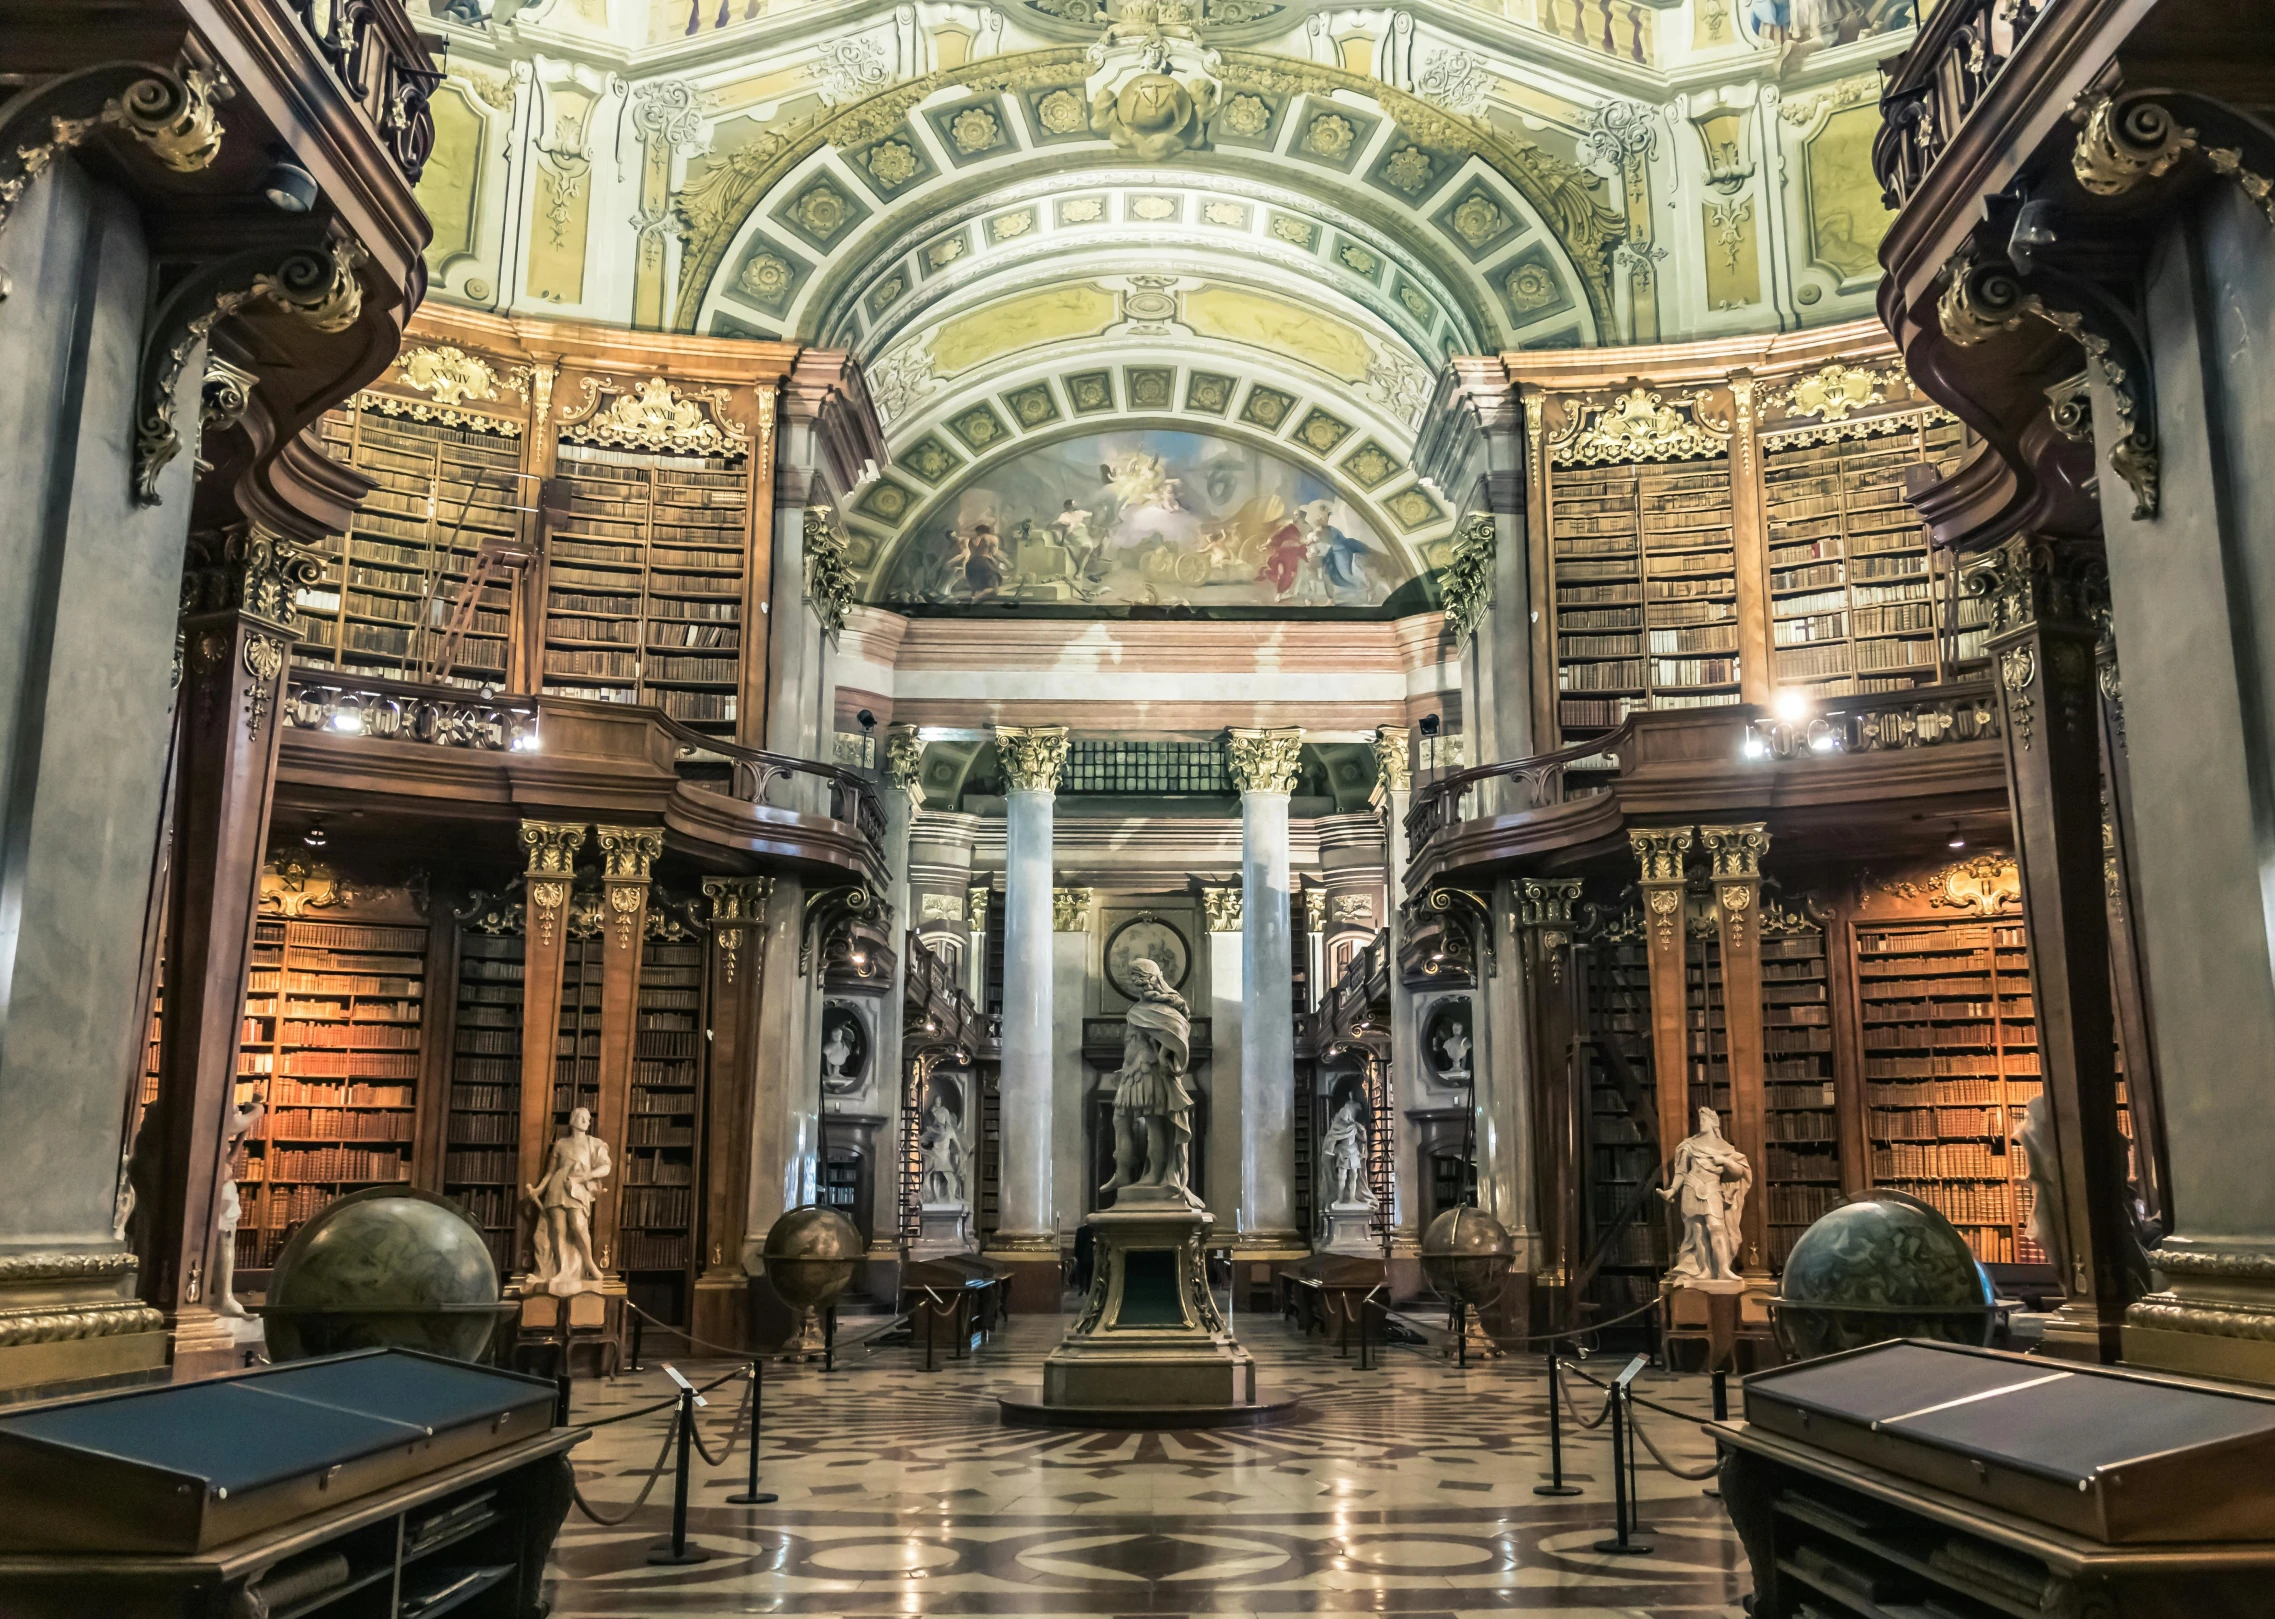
[1374,727,1425,1251]
[989,726,1067,1252]
[1228,727,1303,1250]
[1204,887,1246,1232]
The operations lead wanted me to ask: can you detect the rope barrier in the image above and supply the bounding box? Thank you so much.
[687,1373,754,1468]
[1504,1294,1663,1347]
[1627,1406,1722,1482]
[578,1366,741,1428]
[568,1421,677,1526]
[622,1297,769,1359]
[1561,1360,1721,1479]
[1557,1360,1617,1429]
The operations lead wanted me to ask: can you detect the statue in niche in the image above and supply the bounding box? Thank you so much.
[213,1083,267,1318]
[1661,1107,1753,1285]
[1322,1096,1374,1207]
[920,1093,967,1205]
[822,1025,854,1088]
[526,1106,612,1296]
[1098,958,1198,1205]
[1436,1028,1472,1084]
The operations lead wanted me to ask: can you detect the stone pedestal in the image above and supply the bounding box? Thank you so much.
[1321,1202,1380,1256]
[917,1203,971,1256]
[1038,1193,1257,1413]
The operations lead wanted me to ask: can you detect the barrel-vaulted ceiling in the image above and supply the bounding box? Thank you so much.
[416,0,1921,611]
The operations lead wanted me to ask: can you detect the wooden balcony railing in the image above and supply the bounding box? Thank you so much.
[281,669,887,864]
[1403,725,1631,860]
[1873,0,2056,212]
[280,0,445,183]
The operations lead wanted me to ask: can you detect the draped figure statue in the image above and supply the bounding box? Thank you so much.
[1099,958,1199,1206]
[1660,1106,1753,1284]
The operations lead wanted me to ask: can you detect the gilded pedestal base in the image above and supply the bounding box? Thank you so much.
[0,1253,167,1403]
[2124,1239,2275,1386]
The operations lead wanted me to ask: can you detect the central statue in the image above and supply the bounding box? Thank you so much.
[1100,957,1197,1205]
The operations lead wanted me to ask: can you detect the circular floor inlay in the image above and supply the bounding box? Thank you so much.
[1017,1531,1293,1584]
[806,1538,962,1574]
[1337,1537,1496,1570]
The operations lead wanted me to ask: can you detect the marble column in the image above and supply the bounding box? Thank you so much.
[694,876,772,1350]
[1227,727,1303,1252]
[1204,887,1246,1232]
[1517,878,1585,1310]
[1479,879,1536,1267]
[988,726,1067,1273]
[1051,887,1093,1242]
[1374,727,1424,1252]
[1700,824,1770,1278]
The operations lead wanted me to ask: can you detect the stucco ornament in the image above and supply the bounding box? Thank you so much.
[1089,70,1217,160]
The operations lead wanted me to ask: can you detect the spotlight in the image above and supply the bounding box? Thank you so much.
[262,161,319,214]
[303,821,328,849]
[857,709,877,732]
[1808,731,1839,754]
[1742,735,1768,760]
[1419,714,1441,737]
[1772,689,1812,724]
[1949,834,1967,849]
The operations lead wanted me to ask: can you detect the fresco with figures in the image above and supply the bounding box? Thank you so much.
[878,431,1408,612]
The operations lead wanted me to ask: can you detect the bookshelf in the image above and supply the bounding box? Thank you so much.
[1549,455,1740,741]
[1853,918,2042,1265]
[1684,916,1730,1123]
[235,919,425,1271]
[554,932,605,1127]
[541,442,749,736]
[623,935,704,1283]
[1758,412,1970,698]
[1761,919,1841,1269]
[1581,913,1663,1303]
[445,927,524,1272]
[307,403,523,685]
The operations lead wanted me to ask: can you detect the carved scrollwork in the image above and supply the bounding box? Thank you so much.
[1438,512,1496,646]
[1553,385,1729,467]
[2071,88,2275,230]
[558,374,748,456]
[803,504,856,639]
[136,236,368,504]
[1938,250,2158,518]
[180,524,323,633]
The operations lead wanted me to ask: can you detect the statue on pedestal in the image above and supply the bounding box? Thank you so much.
[1661,1106,1752,1285]
[1322,1096,1374,1207]
[920,1093,967,1205]
[526,1106,611,1296]
[1098,958,1196,1206]
[213,1083,267,1318]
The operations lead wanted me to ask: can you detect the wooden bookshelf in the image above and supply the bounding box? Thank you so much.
[1581,914,1663,1300]
[1761,919,1841,1268]
[307,404,523,685]
[235,919,424,1271]
[445,927,524,1272]
[1684,917,1731,1122]
[541,442,748,736]
[1852,918,2042,1265]
[553,932,605,1126]
[1549,455,1740,740]
[623,933,703,1284]
[1758,412,1969,697]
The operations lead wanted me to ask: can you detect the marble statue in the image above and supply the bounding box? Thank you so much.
[822,1023,854,1089]
[1661,1106,1752,1285]
[1435,1029,1472,1084]
[920,1094,966,1205]
[213,1083,267,1318]
[1098,958,1197,1205]
[1322,1096,1374,1207]
[526,1106,612,1296]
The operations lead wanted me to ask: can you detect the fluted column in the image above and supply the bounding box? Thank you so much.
[874,727,924,1258]
[1632,827,1694,1161]
[989,726,1067,1262]
[513,821,586,1280]
[1701,823,1770,1277]
[1228,726,1303,1250]
[590,825,663,1283]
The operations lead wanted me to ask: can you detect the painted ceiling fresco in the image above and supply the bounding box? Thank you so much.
[877,429,1409,613]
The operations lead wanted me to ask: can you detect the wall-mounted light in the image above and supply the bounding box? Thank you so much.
[262,160,319,214]
[303,821,328,849]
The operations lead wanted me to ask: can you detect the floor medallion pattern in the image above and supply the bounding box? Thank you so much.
[548,1313,1749,1616]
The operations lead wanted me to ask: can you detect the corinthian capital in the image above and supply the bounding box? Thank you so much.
[521,820,587,876]
[1630,826,1692,884]
[1225,726,1304,795]
[597,824,664,881]
[1698,823,1769,880]
[995,725,1069,793]
[1371,726,1412,794]
[885,724,925,794]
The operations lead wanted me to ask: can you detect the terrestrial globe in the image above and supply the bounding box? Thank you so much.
[1771,1189,1997,1361]
[1419,1205,1514,1307]
[761,1205,863,1310]
[263,1186,513,1362]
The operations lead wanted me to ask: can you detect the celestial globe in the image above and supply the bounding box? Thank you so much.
[263,1187,512,1362]
[1419,1205,1514,1307]
[1771,1189,1997,1362]
[761,1205,863,1311]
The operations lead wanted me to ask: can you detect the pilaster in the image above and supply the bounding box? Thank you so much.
[1631,826,1696,1161]
[1517,878,1584,1302]
[1700,823,1770,1276]
[694,875,772,1350]
[513,820,585,1278]
[589,826,663,1282]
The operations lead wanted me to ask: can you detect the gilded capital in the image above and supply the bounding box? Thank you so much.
[703,874,774,923]
[1203,887,1244,932]
[1371,726,1412,794]
[995,725,1070,793]
[1225,726,1304,796]
[1698,823,1769,880]
[521,820,588,876]
[967,884,992,932]
[1518,877,1585,928]
[1052,887,1093,931]
[180,523,324,634]
[1301,888,1325,932]
[597,824,665,881]
[1630,826,1693,884]
[1969,534,2110,643]
[885,725,925,795]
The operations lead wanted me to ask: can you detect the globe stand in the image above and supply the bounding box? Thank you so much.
[724,1355,777,1506]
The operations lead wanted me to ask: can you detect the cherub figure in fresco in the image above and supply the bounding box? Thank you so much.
[926,526,972,601]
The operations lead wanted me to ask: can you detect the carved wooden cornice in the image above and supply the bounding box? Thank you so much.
[1551,384,1729,467]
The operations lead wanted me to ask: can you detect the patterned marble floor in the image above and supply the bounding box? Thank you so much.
[548,1311,1750,1617]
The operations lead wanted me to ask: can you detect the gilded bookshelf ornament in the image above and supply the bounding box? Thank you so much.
[559,374,748,456]
[395,344,504,408]
[1555,385,1727,467]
